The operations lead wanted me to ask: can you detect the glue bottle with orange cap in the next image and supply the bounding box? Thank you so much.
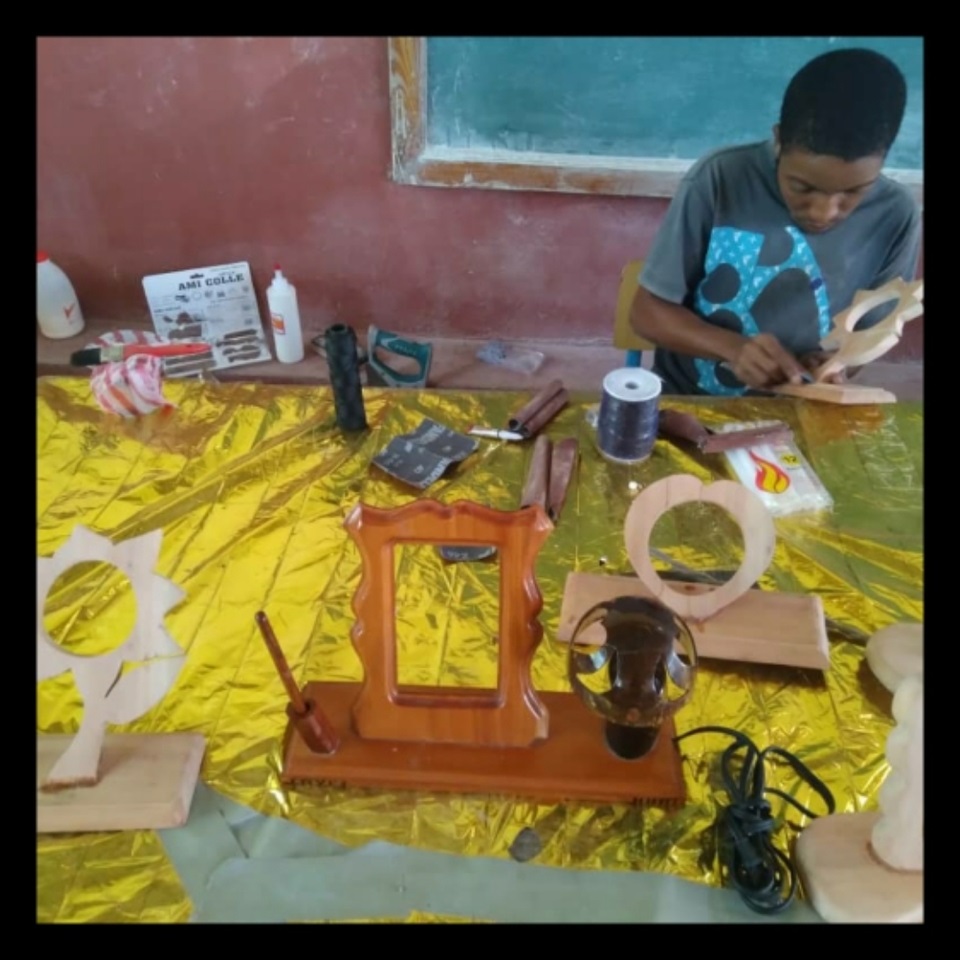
[37,251,85,339]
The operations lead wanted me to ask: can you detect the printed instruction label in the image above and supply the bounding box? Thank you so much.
[142,262,272,374]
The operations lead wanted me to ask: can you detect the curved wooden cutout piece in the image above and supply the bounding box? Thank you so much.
[873,672,923,872]
[624,475,775,623]
[345,499,554,747]
[865,622,923,694]
[37,526,185,790]
[816,279,924,381]
[795,673,923,922]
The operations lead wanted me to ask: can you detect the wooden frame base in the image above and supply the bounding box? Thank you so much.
[37,733,205,834]
[770,383,896,404]
[795,812,923,923]
[557,572,830,671]
[281,682,687,805]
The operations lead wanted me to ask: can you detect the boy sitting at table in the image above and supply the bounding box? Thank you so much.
[630,47,922,396]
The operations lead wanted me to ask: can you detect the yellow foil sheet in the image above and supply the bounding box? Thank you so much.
[37,376,922,922]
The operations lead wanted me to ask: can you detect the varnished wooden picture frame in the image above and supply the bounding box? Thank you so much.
[387,38,924,203]
[345,499,552,747]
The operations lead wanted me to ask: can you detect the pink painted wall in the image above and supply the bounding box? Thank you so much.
[37,37,923,360]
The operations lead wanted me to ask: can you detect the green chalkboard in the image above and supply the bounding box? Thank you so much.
[425,37,923,172]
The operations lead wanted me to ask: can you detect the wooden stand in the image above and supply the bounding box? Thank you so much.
[37,526,206,831]
[270,500,688,806]
[557,476,830,670]
[795,668,923,923]
[795,813,922,923]
[38,732,205,833]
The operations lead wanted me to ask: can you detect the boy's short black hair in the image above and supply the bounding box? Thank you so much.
[779,48,908,161]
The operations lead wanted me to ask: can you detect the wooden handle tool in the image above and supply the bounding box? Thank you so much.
[520,435,553,509]
[508,380,569,437]
[547,439,579,522]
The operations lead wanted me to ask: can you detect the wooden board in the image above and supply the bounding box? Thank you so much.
[37,733,205,833]
[557,572,830,671]
[282,682,686,805]
[770,382,897,404]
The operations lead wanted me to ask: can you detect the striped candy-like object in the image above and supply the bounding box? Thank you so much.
[87,330,175,418]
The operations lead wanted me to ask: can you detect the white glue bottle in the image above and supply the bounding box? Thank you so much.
[37,251,85,339]
[266,264,304,363]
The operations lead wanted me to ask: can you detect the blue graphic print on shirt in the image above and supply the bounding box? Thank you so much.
[692,227,833,395]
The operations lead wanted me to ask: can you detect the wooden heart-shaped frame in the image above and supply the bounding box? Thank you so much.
[624,475,776,623]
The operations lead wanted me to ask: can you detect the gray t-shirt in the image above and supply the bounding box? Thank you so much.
[640,140,922,395]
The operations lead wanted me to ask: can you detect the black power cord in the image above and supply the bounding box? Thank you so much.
[674,725,836,915]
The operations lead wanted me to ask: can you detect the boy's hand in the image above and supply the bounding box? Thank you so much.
[730,334,808,389]
[800,350,847,384]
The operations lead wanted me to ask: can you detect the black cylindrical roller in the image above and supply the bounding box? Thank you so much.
[323,324,367,432]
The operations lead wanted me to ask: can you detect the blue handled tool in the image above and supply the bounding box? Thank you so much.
[364,325,433,388]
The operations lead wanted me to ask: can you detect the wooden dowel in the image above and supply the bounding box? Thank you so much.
[519,389,568,437]
[255,611,308,715]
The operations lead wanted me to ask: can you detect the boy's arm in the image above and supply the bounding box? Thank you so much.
[631,287,743,361]
[632,289,807,387]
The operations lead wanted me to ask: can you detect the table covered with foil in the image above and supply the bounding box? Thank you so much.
[36,377,922,922]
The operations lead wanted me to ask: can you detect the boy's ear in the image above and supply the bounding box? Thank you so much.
[772,123,781,157]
